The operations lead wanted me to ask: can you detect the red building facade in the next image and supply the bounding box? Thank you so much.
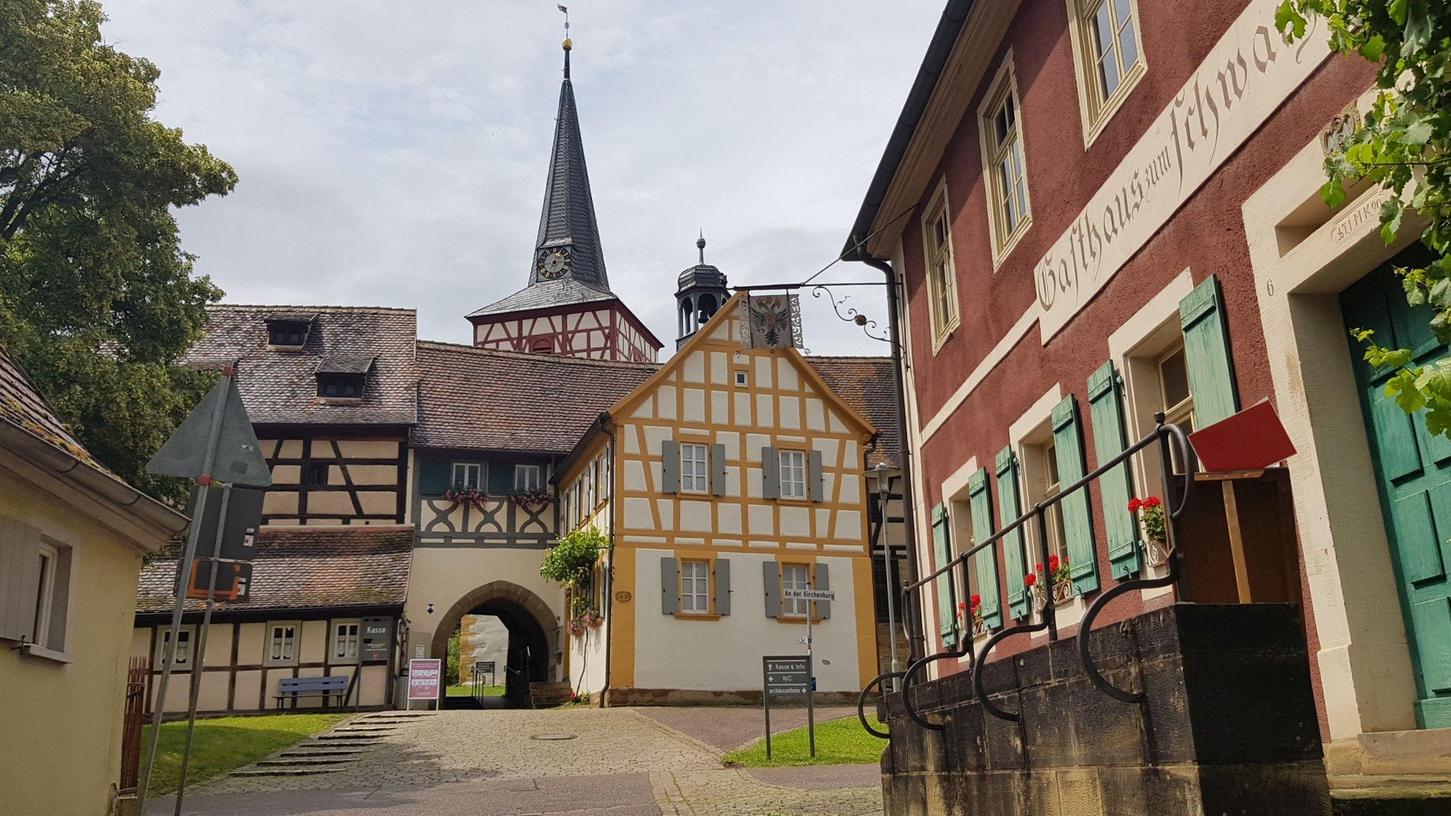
[848,0,1449,780]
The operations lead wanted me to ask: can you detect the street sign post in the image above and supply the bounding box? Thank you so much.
[407,658,444,711]
[762,655,813,760]
[776,586,835,759]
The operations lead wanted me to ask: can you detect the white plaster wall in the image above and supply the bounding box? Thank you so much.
[405,547,565,666]
[631,549,863,692]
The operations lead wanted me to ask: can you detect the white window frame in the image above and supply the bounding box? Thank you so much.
[514,463,542,491]
[679,559,711,615]
[451,462,481,490]
[331,619,361,664]
[781,562,812,618]
[1065,0,1147,147]
[921,178,960,350]
[157,625,197,669]
[265,620,301,667]
[31,543,57,648]
[778,449,807,500]
[679,443,709,494]
[978,52,1033,267]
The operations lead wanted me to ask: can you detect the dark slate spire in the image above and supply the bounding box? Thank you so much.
[528,36,609,291]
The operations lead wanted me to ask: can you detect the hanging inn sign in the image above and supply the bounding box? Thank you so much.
[745,293,804,350]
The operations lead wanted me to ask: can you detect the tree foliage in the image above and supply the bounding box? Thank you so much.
[1277,1,1451,433]
[0,0,236,501]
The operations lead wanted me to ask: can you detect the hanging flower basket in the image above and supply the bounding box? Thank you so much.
[1026,557,1075,609]
[1130,496,1171,567]
[512,488,552,510]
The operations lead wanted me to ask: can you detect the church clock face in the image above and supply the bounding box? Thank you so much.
[539,248,571,280]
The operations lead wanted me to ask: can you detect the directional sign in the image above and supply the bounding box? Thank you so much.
[782,588,836,602]
[763,656,810,696]
[147,375,272,487]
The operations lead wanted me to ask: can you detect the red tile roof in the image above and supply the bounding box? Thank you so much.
[805,356,901,469]
[135,525,413,615]
[413,341,659,455]
[0,343,104,469]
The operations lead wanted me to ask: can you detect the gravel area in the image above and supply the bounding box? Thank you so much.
[632,705,859,752]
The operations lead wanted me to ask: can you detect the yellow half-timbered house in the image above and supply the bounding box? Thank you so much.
[555,293,880,704]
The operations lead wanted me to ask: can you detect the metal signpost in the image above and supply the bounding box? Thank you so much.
[477,660,496,686]
[762,655,813,760]
[407,658,444,711]
[137,371,270,816]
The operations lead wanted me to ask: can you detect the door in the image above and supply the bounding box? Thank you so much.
[1342,254,1451,729]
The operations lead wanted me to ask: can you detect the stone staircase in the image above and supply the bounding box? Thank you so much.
[229,711,428,778]
[529,680,574,708]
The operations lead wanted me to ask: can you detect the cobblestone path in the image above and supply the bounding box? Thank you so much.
[161,708,883,816]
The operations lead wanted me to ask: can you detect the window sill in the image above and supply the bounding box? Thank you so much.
[930,321,959,355]
[673,612,721,622]
[776,615,825,625]
[1081,61,1148,151]
[989,219,1033,271]
[19,642,72,664]
[318,397,364,406]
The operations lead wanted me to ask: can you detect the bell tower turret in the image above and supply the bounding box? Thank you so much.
[675,234,730,349]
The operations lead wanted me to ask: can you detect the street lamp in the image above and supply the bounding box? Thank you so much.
[873,462,902,689]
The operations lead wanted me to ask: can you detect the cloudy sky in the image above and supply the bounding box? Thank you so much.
[101,1,940,355]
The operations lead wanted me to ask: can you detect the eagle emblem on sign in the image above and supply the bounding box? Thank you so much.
[748,295,798,348]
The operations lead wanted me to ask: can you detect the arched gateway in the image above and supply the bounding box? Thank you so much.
[428,581,560,700]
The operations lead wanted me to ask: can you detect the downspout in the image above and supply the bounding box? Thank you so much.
[857,252,926,663]
[599,416,616,705]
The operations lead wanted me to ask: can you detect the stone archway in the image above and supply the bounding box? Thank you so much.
[429,581,561,692]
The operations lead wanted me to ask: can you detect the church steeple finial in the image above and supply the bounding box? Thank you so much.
[559,4,572,78]
[697,231,706,265]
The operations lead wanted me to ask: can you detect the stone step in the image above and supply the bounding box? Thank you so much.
[1333,784,1451,816]
[255,756,353,767]
[277,748,363,758]
[332,726,396,733]
[231,767,340,777]
[315,732,385,741]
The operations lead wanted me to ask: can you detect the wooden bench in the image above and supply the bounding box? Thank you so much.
[274,675,351,710]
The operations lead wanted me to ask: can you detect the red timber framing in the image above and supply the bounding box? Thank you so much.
[469,299,661,363]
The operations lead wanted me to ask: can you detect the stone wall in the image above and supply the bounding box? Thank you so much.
[880,604,1330,815]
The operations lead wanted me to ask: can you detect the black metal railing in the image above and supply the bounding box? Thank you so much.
[857,414,1196,735]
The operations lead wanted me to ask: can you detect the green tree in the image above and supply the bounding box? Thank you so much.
[1276,2,1451,432]
[0,0,236,501]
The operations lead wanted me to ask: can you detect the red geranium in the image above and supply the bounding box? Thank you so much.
[970,594,981,608]
[1128,497,1143,512]
[1047,555,1060,572]
[1143,496,1162,508]
[958,601,967,611]
[1024,572,1037,587]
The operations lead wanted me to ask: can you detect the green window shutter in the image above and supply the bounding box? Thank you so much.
[418,456,452,495]
[995,448,1029,620]
[930,503,959,646]
[486,461,515,495]
[660,556,679,615]
[814,562,830,620]
[714,557,731,615]
[762,561,781,618]
[1052,396,1100,595]
[968,469,1001,630]
[761,447,780,499]
[1088,361,1142,579]
[661,440,680,493]
[1179,275,1240,426]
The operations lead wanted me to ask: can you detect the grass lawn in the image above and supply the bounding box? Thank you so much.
[142,713,347,795]
[445,683,505,697]
[723,715,888,767]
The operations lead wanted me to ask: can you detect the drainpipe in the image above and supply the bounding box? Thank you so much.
[596,414,617,704]
[857,251,926,663]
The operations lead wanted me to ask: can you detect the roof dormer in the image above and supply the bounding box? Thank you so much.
[264,312,317,350]
[315,354,375,403]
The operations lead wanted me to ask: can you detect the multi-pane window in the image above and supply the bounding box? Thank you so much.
[452,462,480,490]
[1083,0,1141,107]
[779,450,807,500]
[316,373,365,399]
[515,464,543,491]
[981,62,1031,256]
[267,623,298,666]
[924,195,959,342]
[159,627,194,667]
[303,462,330,487]
[1158,344,1196,472]
[680,443,709,494]
[333,621,360,662]
[680,560,710,614]
[781,563,811,618]
[1041,441,1071,572]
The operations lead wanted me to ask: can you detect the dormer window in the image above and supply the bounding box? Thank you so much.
[264,313,316,350]
[315,355,375,402]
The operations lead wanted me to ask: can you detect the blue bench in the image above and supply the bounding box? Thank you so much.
[274,675,351,709]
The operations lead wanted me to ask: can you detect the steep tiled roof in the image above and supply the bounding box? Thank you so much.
[0,343,102,468]
[135,525,413,615]
[413,341,658,455]
[805,356,901,469]
[467,278,616,318]
[182,305,418,426]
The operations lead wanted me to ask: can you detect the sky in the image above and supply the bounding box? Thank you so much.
[100,1,942,356]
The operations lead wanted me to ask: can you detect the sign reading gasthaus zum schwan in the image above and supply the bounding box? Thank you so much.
[1033,0,1329,341]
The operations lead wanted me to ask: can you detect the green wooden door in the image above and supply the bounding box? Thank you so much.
[1343,260,1451,729]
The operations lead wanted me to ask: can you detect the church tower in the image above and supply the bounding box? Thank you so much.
[675,234,730,349]
[466,37,662,362]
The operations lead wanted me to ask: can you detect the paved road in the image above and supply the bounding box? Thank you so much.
[149,708,883,816]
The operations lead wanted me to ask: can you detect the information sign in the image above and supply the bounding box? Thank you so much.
[762,655,816,760]
[407,658,443,708]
